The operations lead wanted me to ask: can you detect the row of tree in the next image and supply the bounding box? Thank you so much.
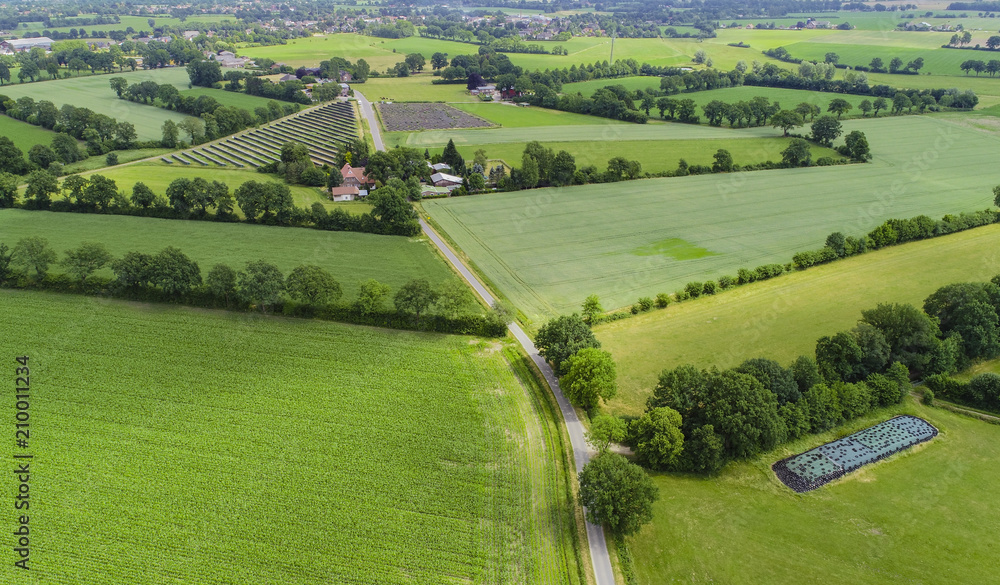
[0,238,508,337]
[2,168,422,237]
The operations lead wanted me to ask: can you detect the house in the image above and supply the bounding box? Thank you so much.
[420,185,452,198]
[4,37,53,52]
[500,88,522,100]
[470,84,496,95]
[339,70,352,82]
[329,185,360,202]
[341,164,371,188]
[431,172,463,188]
[429,162,451,172]
[339,82,350,96]
[279,74,298,82]
[183,30,200,41]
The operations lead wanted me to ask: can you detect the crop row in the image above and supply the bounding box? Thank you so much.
[1,293,579,584]
[175,101,359,169]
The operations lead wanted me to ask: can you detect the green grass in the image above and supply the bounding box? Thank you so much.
[358,74,479,102]
[61,148,175,174]
[431,136,839,174]
[178,87,280,110]
[0,209,458,300]
[240,34,472,72]
[782,40,999,77]
[595,223,1000,416]
[78,160,323,204]
[560,82,883,120]
[0,114,64,151]
[631,398,1000,585]
[0,290,581,584]
[14,14,236,34]
[386,118,778,149]
[0,68,196,141]
[452,102,626,127]
[423,115,1000,325]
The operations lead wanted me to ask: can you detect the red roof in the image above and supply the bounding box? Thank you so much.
[340,164,368,183]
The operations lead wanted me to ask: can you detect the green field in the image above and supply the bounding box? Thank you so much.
[594,223,1000,415]
[423,115,1000,324]
[631,399,1000,584]
[0,114,64,152]
[782,40,998,77]
[0,209,456,300]
[453,102,626,127]
[358,74,479,102]
[178,87,280,110]
[559,83,882,120]
[13,14,236,35]
[0,291,581,584]
[387,118,778,149]
[431,136,838,174]
[0,68,196,141]
[241,34,472,72]
[75,161,338,211]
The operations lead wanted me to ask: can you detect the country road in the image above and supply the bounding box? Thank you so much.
[354,90,616,585]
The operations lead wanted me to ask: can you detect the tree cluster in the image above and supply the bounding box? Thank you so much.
[0,96,140,161]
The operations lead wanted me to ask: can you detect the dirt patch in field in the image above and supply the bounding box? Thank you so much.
[378,102,493,131]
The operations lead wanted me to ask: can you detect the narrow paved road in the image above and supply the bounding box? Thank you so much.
[354,91,385,151]
[420,223,616,585]
[356,92,614,584]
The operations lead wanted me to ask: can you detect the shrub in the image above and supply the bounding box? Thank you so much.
[718,275,735,289]
[684,282,703,298]
[637,297,654,312]
[923,388,935,405]
[702,280,717,295]
[674,289,690,301]
[655,293,671,308]
[737,267,756,285]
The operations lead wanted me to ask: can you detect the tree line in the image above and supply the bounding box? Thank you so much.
[0,237,510,337]
[1,168,422,237]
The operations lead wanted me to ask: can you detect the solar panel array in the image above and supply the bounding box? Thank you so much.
[773,416,938,492]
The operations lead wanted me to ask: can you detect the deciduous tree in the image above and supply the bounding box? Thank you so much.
[559,347,618,411]
[61,242,112,285]
[578,453,658,537]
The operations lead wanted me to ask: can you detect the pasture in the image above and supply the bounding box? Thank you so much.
[14,14,235,35]
[0,209,456,300]
[596,224,1000,415]
[452,102,627,127]
[631,400,1000,585]
[387,118,778,149]
[0,68,196,141]
[430,136,839,174]
[423,115,1000,324]
[0,291,582,584]
[357,75,478,102]
[76,160,357,214]
[0,114,64,152]
[240,34,470,71]
[559,82,881,120]
[178,87,280,111]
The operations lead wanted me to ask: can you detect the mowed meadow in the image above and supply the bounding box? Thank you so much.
[424,115,1000,323]
[631,399,1000,585]
[0,210,453,299]
[0,291,582,584]
[594,223,1000,415]
[0,67,196,142]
